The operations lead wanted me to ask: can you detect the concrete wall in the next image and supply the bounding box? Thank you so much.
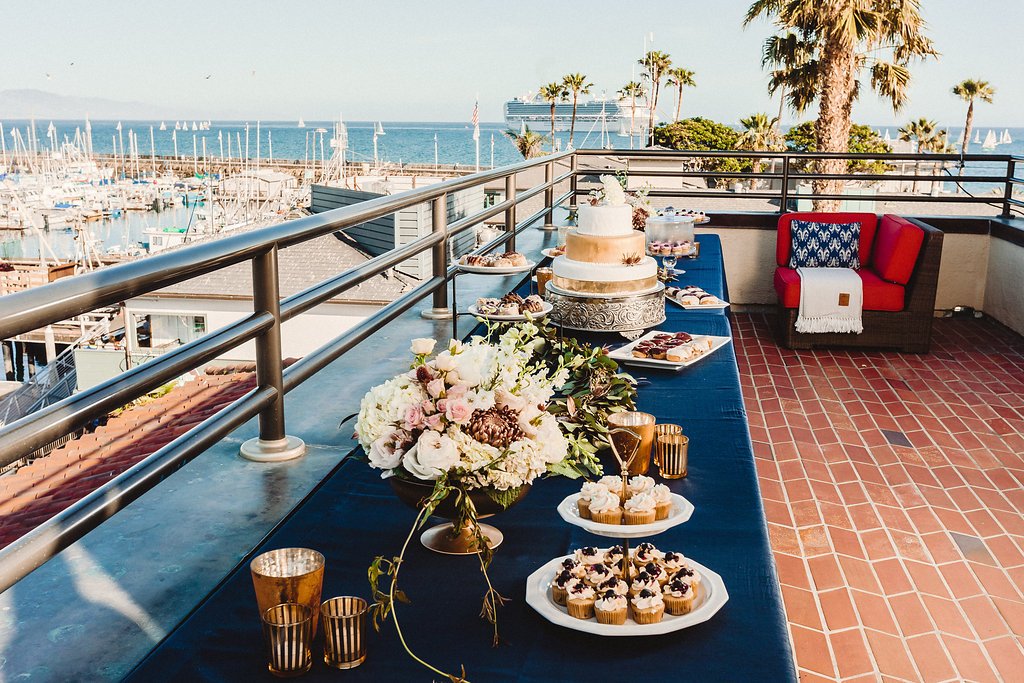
[984,237,1024,336]
[935,234,989,312]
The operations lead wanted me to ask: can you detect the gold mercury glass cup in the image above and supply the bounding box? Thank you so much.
[261,603,314,678]
[607,411,656,475]
[657,434,690,479]
[653,424,682,470]
[251,548,326,637]
[536,267,553,297]
[321,596,369,669]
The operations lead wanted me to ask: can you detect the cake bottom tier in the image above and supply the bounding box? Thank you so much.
[545,284,666,332]
[550,274,660,295]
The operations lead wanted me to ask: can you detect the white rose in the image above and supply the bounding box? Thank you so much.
[411,338,436,355]
[403,431,459,480]
[453,360,482,388]
[368,434,403,471]
[434,351,457,372]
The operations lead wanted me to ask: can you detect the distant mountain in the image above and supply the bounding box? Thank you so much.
[0,89,168,120]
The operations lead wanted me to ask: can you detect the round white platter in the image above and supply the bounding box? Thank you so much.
[525,554,728,636]
[467,301,553,322]
[541,248,565,259]
[556,492,694,538]
[458,261,536,275]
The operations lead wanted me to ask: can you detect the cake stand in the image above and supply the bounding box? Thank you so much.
[545,282,666,336]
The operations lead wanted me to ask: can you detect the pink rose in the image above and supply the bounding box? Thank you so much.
[435,399,448,414]
[445,398,473,424]
[426,378,446,398]
[425,413,444,431]
[446,382,469,399]
[420,399,436,414]
[403,405,425,431]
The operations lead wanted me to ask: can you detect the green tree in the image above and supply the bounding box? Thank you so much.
[561,73,593,147]
[538,81,567,152]
[898,118,939,192]
[618,81,646,142]
[784,121,891,174]
[952,79,995,163]
[737,113,784,187]
[639,51,673,145]
[665,67,697,122]
[503,126,547,159]
[747,0,937,209]
[654,117,746,183]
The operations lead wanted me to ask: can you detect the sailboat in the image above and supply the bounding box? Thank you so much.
[956,129,965,145]
[1001,129,1013,145]
[374,121,386,136]
[982,130,997,150]
[974,130,981,144]
[297,118,306,128]
[191,121,198,131]
[883,129,892,144]
[174,121,181,131]
[159,121,167,131]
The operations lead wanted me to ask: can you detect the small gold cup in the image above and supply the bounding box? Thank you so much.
[536,267,553,297]
[251,548,325,636]
[607,411,656,475]
[656,434,689,479]
[655,423,682,438]
[261,603,313,678]
[321,597,368,669]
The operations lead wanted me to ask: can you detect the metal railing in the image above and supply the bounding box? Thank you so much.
[0,147,1020,592]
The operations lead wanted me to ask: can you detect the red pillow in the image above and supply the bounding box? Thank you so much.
[872,215,924,285]
[776,212,878,266]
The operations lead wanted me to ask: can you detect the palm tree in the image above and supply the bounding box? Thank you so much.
[561,73,593,147]
[898,118,938,192]
[503,126,547,159]
[737,113,784,188]
[759,31,815,129]
[952,79,995,164]
[618,81,646,146]
[538,82,567,152]
[747,1,937,210]
[665,68,697,121]
[638,51,673,145]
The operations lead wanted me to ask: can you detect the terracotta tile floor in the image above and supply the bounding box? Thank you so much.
[732,313,1024,682]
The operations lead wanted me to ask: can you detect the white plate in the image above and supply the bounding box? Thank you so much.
[557,492,694,538]
[526,554,729,636]
[458,261,536,275]
[541,248,565,259]
[607,331,732,370]
[666,293,730,310]
[467,301,552,321]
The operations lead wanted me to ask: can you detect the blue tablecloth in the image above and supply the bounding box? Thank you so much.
[127,235,795,682]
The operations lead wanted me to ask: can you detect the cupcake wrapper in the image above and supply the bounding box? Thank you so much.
[624,510,656,525]
[566,599,595,620]
[551,585,568,606]
[591,509,622,525]
[631,605,665,624]
[595,607,628,625]
[577,499,592,520]
[655,502,672,520]
[663,594,695,615]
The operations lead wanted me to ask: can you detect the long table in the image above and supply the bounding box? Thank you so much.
[127,235,796,682]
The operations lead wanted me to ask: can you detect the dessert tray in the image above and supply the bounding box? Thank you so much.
[541,247,565,259]
[525,554,729,636]
[468,301,552,321]
[458,261,536,275]
[557,492,694,538]
[665,286,730,310]
[607,331,732,370]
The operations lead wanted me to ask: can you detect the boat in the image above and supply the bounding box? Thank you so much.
[159,122,167,131]
[297,118,306,128]
[174,121,181,131]
[191,121,198,131]
[503,93,651,133]
[974,130,981,144]
[374,121,386,136]
[982,130,997,150]
[1001,129,1013,145]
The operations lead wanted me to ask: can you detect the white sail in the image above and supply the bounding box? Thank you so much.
[174,121,181,130]
[982,129,997,150]
[956,129,965,145]
[1001,129,1013,144]
[884,129,892,143]
[297,118,305,128]
[191,121,198,131]
[374,121,386,136]
[159,121,167,131]
[974,130,981,143]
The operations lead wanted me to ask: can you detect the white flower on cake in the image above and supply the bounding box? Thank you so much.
[598,174,627,206]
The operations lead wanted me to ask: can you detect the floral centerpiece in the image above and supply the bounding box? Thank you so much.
[588,172,652,230]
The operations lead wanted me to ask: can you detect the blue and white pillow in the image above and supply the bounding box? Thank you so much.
[788,220,861,269]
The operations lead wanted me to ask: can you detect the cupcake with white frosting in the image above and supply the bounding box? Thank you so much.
[598,475,627,502]
[672,561,702,592]
[587,489,623,525]
[632,542,663,567]
[575,546,604,566]
[597,576,629,597]
[594,590,628,625]
[640,561,667,586]
[557,556,586,579]
[576,481,609,520]
[627,475,656,497]
[604,545,625,572]
[659,551,685,576]
[629,570,659,597]
[631,588,665,624]
[585,562,613,587]
[551,570,578,606]
[662,577,697,615]
[566,581,597,620]
[623,491,657,525]
[650,484,674,520]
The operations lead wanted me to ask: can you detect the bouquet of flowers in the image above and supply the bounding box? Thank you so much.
[588,172,652,230]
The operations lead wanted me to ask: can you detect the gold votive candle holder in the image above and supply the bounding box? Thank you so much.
[261,603,313,678]
[607,411,656,475]
[251,548,325,636]
[536,267,553,297]
[321,596,369,669]
[656,434,689,479]
[655,423,683,438]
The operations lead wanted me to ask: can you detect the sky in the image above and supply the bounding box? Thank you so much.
[4,0,1022,126]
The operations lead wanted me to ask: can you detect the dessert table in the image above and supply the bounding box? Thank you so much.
[126,235,796,682]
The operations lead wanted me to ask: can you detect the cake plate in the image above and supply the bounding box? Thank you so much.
[556,492,694,538]
[544,282,666,334]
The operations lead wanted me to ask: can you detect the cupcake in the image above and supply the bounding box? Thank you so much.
[624,492,657,525]
[594,590,628,625]
[650,484,674,520]
[629,571,659,596]
[551,571,578,606]
[662,578,697,615]
[585,562,613,587]
[631,589,665,624]
[632,542,663,568]
[566,582,597,620]
[576,482,609,520]
[557,556,586,579]
[627,475,656,497]
[598,475,627,502]
[575,546,604,566]
[588,489,623,525]
[597,576,629,597]
[672,562,703,592]
[604,545,625,570]
[642,561,668,586]
[659,551,685,576]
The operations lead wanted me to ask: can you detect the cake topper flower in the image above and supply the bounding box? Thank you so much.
[599,174,627,206]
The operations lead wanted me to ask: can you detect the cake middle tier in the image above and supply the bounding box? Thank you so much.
[564,229,646,264]
[550,254,659,294]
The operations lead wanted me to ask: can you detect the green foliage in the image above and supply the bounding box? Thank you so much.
[784,122,892,174]
[653,117,748,179]
[483,485,525,510]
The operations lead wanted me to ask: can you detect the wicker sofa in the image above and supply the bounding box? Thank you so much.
[773,212,944,353]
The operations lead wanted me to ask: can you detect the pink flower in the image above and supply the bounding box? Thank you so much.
[420,399,437,414]
[403,405,425,431]
[426,378,446,398]
[446,382,469,399]
[435,399,448,414]
[445,398,473,424]
[425,413,444,431]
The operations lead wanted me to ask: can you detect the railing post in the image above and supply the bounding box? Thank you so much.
[540,160,556,230]
[240,245,306,462]
[779,156,790,214]
[505,174,517,251]
[420,194,452,320]
[1003,158,1015,218]
[569,153,579,209]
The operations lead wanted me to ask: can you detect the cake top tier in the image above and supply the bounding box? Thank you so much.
[577,203,634,236]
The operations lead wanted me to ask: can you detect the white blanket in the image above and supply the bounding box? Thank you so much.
[795,267,864,334]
